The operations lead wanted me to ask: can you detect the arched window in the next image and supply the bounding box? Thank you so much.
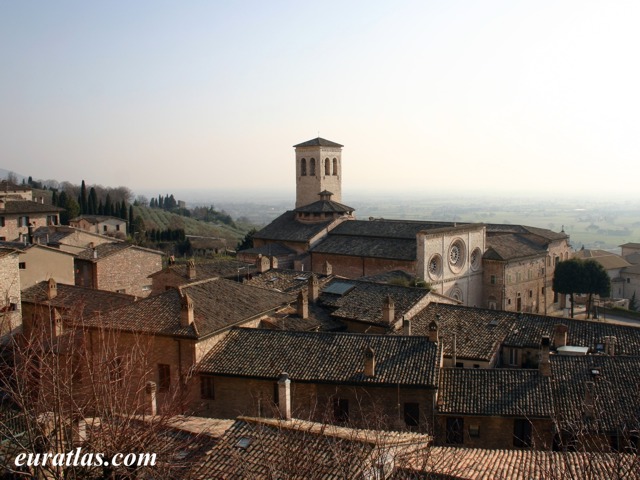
[310,158,316,176]
[324,158,330,175]
[332,158,338,175]
[301,158,307,176]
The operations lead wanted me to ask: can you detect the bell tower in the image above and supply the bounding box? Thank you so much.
[294,137,343,208]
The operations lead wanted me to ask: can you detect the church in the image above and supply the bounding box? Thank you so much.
[240,138,571,313]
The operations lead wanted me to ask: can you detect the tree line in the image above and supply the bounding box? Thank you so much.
[553,258,611,318]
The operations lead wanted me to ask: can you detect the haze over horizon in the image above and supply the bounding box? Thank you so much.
[2,1,639,198]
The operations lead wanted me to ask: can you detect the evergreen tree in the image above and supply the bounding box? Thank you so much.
[98,200,104,215]
[236,228,257,251]
[630,292,638,311]
[58,192,80,225]
[80,180,88,214]
[51,190,58,206]
[129,205,134,234]
[104,193,113,216]
[120,201,127,221]
[88,187,98,215]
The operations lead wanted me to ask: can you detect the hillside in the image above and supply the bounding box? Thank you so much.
[133,205,246,243]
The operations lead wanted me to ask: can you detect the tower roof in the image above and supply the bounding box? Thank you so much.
[293,137,343,148]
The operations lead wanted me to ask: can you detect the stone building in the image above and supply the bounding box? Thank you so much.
[246,138,571,310]
[74,243,163,297]
[0,199,63,242]
[69,215,127,238]
[0,247,22,343]
[0,241,75,288]
[573,248,631,301]
[32,225,119,255]
[483,225,571,314]
[194,327,442,432]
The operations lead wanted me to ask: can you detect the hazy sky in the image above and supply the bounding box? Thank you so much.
[1,1,639,198]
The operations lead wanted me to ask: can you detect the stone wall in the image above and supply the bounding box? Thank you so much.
[0,251,21,341]
[94,248,162,297]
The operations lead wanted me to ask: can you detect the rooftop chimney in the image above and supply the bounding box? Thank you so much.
[428,319,439,343]
[92,248,98,260]
[270,255,279,270]
[146,381,157,416]
[180,293,194,327]
[297,290,308,319]
[364,346,376,377]
[584,381,596,419]
[539,336,551,377]
[47,278,57,300]
[308,274,319,303]
[277,372,292,420]
[604,336,617,356]
[403,317,412,336]
[256,255,270,273]
[322,261,332,276]
[382,295,395,324]
[553,324,568,348]
[187,259,196,280]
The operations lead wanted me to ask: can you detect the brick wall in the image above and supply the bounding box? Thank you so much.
[191,375,435,432]
[94,248,162,297]
[310,252,416,278]
[0,252,21,341]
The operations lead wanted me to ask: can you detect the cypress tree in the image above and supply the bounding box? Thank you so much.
[128,205,134,234]
[104,194,113,216]
[120,201,127,220]
[80,180,88,214]
[51,190,58,206]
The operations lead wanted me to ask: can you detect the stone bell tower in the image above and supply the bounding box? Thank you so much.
[294,137,343,208]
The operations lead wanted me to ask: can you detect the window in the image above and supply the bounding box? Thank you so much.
[116,224,120,231]
[490,275,496,285]
[324,158,330,175]
[309,158,316,176]
[18,262,26,270]
[273,382,279,405]
[0,216,4,227]
[509,348,519,366]
[529,290,533,298]
[469,424,480,437]
[200,375,215,399]
[446,417,464,444]
[333,398,349,423]
[473,364,480,369]
[46,215,58,226]
[103,225,108,232]
[404,402,420,428]
[158,364,171,392]
[18,216,29,227]
[301,158,307,176]
[554,256,559,266]
[513,419,532,448]
[332,158,338,175]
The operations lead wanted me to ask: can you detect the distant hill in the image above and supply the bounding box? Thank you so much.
[133,205,245,243]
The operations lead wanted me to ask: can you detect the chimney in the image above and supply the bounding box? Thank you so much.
[40,196,44,204]
[187,259,196,280]
[146,381,157,416]
[382,295,395,324]
[47,278,57,300]
[27,223,34,244]
[308,274,319,303]
[428,319,439,343]
[92,248,98,260]
[403,317,412,336]
[297,290,308,319]
[322,261,332,275]
[270,256,278,269]
[584,381,595,419]
[364,346,376,377]
[553,324,568,348]
[256,255,270,273]
[88,242,94,249]
[604,336,617,356]
[539,336,551,376]
[180,293,194,327]
[277,372,292,420]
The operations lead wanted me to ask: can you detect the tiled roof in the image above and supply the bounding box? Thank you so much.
[503,314,640,354]
[573,248,632,270]
[438,368,553,418]
[320,279,430,327]
[407,303,514,362]
[294,199,354,214]
[311,235,417,260]
[484,233,548,261]
[83,278,291,339]
[399,447,640,480]
[0,246,19,258]
[70,215,125,224]
[2,200,63,214]
[624,252,640,265]
[198,328,441,387]
[244,269,332,296]
[75,242,162,261]
[360,270,416,285]
[551,355,640,433]
[32,226,120,246]
[253,210,336,243]
[149,259,256,282]
[21,282,135,319]
[328,219,459,239]
[486,224,568,241]
[293,137,343,148]
[238,243,297,257]
[261,303,345,332]
[191,418,374,480]
[621,242,640,249]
